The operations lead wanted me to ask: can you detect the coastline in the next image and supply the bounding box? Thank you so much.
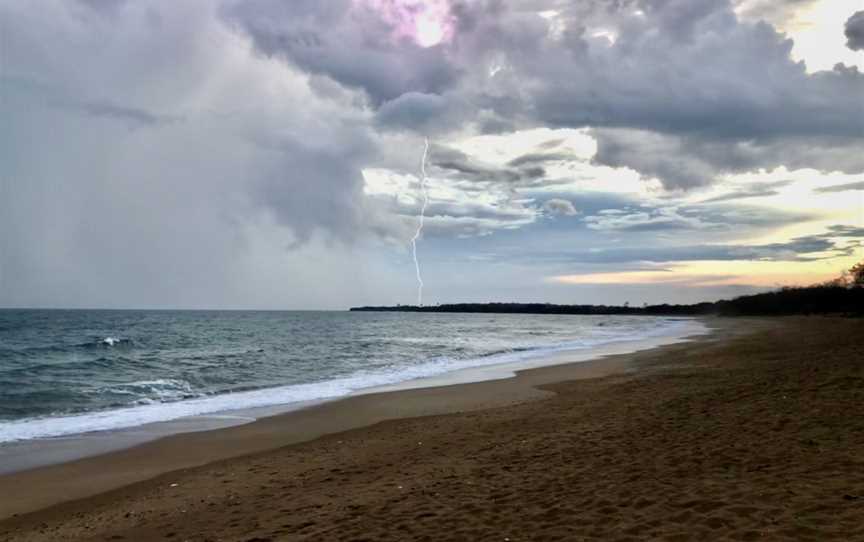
[0,316,704,476]
[0,317,714,521]
[7,315,863,541]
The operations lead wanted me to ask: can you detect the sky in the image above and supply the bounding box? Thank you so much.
[0,0,862,310]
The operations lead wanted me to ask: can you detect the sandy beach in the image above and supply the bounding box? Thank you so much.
[1,316,863,541]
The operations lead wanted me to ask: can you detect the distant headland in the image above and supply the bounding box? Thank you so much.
[351,263,864,317]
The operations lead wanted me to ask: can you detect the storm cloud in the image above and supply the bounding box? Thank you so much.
[223,0,462,105]
[1,0,861,308]
[228,0,863,189]
[846,11,864,51]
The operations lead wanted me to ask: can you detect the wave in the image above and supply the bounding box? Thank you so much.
[89,379,200,402]
[0,318,704,443]
[0,321,704,442]
[476,346,537,358]
[78,337,134,348]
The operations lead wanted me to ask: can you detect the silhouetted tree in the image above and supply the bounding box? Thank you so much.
[351,260,864,317]
[851,261,864,287]
[823,259,864,288]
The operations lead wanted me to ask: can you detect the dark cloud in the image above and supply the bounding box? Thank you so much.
[814,180,864,193]
[700,180,793,203]
[75,0,132,13]
[543,198,579,216]
[430,144,547,185]
[846,11,864,51]
[507,152,578,168]
[365,191,537,238]
[825,224,864,237]
[464,1,864,188]
[591,128,864,189]
[0,0,398,309]
[538,138,566,149]
[252,135,375,247]
[374,92,468,133]
[223,0,462,105]
[78,101,178,126]
[519,225,863,264]
[1,0,861,309]
[224,0,864,189]
[2,76,178,128]
[524,8,863,140]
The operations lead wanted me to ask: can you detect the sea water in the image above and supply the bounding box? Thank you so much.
[0,309,702,444]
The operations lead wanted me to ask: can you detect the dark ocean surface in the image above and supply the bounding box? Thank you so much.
[0,310,697,443]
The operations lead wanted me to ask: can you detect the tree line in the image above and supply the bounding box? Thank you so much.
[351,260,864,317]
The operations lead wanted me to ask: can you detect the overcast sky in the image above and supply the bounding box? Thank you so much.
[1,0,862,309]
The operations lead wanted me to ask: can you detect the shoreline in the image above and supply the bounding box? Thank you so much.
[0,316,705,477]
[0,317,715,521]
[6,316,863,540]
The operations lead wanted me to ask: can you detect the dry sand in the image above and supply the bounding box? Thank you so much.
[1,316,863,541]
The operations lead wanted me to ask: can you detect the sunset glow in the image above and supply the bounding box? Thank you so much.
[415,13,446,47]
[359,0,455,47]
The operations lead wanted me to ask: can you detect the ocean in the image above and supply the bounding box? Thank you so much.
[0,309,701,444]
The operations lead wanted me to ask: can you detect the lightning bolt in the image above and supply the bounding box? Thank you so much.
[410,137,431,306]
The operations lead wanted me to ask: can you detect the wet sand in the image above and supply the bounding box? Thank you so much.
[2,317,864,541]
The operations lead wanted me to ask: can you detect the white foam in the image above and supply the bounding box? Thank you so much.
[0,318,706,443]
